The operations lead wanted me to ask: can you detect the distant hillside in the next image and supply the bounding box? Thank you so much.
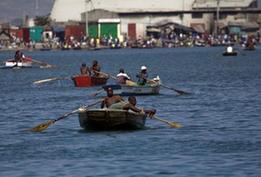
[0,0,54,23]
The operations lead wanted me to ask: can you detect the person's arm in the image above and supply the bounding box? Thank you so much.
[101,98,107,108]
[123,103,141,113]
[87,67,91,76]
[144,109,156,117]
[97,65,101,72]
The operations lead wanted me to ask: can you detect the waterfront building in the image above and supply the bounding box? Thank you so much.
[35,0,261,40]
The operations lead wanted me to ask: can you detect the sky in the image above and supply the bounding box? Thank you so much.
[0,0,54,22]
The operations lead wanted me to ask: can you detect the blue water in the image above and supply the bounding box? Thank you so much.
[0,47,261,177]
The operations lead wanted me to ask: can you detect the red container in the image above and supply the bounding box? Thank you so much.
[65,25,85,41]
[72,75,108,87]
[72,75,92,87]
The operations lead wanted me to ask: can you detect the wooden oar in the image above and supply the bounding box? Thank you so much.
[152,115,182,128]
[29,100,102,132]
[160,84,190,95]
[90,88,104,97]
[31,59,55,68]
[33,76,70,84]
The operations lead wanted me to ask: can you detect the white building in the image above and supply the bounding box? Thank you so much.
[50,0,256,39]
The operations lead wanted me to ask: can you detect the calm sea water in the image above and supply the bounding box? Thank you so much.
[0,47,261,177]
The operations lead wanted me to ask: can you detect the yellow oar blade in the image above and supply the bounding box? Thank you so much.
[152,116,182,128]
[169,122,182,128]
[29,120,54,132]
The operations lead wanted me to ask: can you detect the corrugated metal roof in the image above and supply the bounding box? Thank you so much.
[193,0,254,9]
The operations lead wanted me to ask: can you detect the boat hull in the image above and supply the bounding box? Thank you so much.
[4,58,33,68]
[78,109,147,130]
[5,61,32,68]
[72,75,108,87]
[222,52,237,56]
[103,84,160,96]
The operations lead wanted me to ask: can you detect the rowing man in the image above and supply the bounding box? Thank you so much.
[136,66,148,85]
[116,68,131,84]
[101,87,124,108]
[101,87,156,117]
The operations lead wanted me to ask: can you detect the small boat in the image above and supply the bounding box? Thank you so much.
[72,75,109,87]
[223,46,237,56]
[244,46,255,51]
[4,57,33,68]
[102,80,160,96]
[40,48,51,51]
[73,46,82,50]
[78,108,147,130]
[222,51,238,56]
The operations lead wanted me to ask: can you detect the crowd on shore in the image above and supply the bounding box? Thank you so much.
[0,32,260,51]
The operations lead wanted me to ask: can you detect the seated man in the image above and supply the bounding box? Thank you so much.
[123,96,156,117]
[101,87,124,108]
[91,60,101,77]
[80,63,91,75]
[116,68,131,84]
[109,95,156,117]
[136,66,148,85]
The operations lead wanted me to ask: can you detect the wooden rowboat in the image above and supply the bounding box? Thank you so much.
[103,84,160,96]
[102,79,160,96]
[78,108,147,130]
[72,75,109,87]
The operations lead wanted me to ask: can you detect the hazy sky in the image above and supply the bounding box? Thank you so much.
[0,0,54,22]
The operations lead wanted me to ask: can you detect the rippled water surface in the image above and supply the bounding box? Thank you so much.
[0,47,261,177]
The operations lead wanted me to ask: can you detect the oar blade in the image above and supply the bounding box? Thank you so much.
[33,78,58,84]
[29,120,54,132]
[169,122,182,128]
[175,89,190,95]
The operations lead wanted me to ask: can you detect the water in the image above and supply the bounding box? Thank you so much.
[0,47,261,177]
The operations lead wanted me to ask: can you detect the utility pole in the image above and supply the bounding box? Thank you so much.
[215,0,220,36]
[85,0,90,37]
[35,0,39,17]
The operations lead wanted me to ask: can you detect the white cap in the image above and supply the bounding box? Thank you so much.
[227,46,233,53]
[141,66,147,70]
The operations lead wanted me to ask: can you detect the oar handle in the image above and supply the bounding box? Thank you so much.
[54,100,102,122]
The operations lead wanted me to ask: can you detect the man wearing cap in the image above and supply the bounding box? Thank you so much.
[136,66,148,85]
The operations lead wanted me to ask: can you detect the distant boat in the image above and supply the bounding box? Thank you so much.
[223,46,237,56]
[40,48,52,51]
[243,45,255,51]
[103,83,160,96]
[78,108,147,130]
[222,51,238,56]
[72,75,109,87]
[102,78,161,96]
[4,57,33,68]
